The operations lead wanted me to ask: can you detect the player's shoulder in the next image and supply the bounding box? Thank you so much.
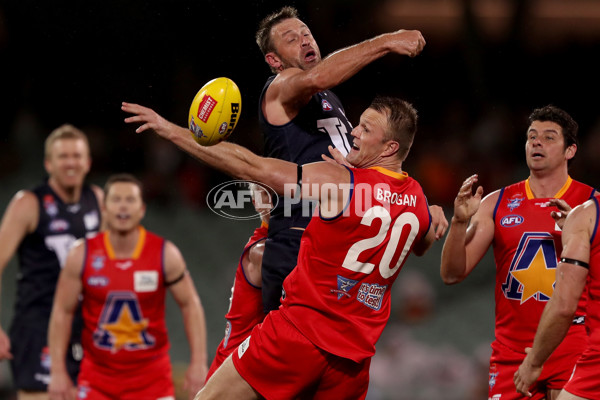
[8,189,39,212]
[570,198,598,218]
[482,188,502,204]
[89,184,104,204]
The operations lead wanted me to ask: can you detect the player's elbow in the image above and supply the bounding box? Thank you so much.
[440,268,466,285]
[304,70,331,93]
[553,297,579,320]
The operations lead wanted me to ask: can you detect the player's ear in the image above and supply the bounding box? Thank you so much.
[44,158,52,175]
[265,52,283,71]
[382,140,400,158]
[565,144,577,161]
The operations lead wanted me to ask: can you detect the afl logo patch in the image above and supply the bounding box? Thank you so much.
[87,276,109,287]
[501,214,524,227]
[49,219,70,232]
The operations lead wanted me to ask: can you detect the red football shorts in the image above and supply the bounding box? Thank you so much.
[232,310,371,400]
[77,353,175,399]
[563,348,600,399]
[489,324,586,400]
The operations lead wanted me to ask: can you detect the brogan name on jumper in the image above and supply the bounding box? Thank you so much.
[375,188,417,207]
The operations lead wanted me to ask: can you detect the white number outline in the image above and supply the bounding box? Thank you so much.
[342,206,419,279]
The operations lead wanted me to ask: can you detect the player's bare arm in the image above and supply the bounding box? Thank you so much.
[245,242,265,288]
[165,240,208,399]
[124,102,315,196]
[48,239,85,400]
[265,30,425,125]
[514,201,593,397]
[0,190,39,360]
[441,175,496,284]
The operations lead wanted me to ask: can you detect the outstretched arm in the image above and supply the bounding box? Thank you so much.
[514,201,593,397]
[122,103,350,204]
[122,102,297,194]
[268,30,426,120]
[440,175,494,284]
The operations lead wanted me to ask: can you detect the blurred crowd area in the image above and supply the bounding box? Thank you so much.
[1,0,600,398]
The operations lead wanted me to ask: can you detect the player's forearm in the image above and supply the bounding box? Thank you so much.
[166,123,259,180]
[48,308,74,374]
[528,298,573,367]
[440,220,470,284]
[308,34,391,92]
[167,128,294,194]
[181,299,208,366]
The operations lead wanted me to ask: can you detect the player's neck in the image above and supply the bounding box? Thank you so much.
[527,169,569,198]
[107,227,141,259]
[48,178,82,204]
[369,158,403,174]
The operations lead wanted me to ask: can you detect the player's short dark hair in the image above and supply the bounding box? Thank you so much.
[104,173,145,202]
[369,96,418,161]
[528,105,578,149]
[255,6,300,56]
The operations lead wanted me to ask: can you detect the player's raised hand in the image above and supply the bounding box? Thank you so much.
[548,198,572,230]
[321,145,354,167]
[385,29,426,58]
[453,174,484,224]
[122,102,176,140]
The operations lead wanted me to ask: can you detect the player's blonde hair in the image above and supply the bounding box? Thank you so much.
[44,124,90,159]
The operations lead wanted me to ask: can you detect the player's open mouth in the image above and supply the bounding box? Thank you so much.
[352,144,360,151]
[117,213,129,220]
[531,152,544,159]
[304,50,316,62]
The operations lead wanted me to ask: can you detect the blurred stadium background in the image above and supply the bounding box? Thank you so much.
[1,0,600,398]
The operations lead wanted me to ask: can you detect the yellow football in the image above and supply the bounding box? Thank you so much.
[188,77,241,146]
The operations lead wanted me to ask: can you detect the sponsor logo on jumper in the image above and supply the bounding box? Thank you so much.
[116,260,133,270]
[331,275,358,299]
[66,204,81,213]
[134,271,158,292]
[356,282,387,311]
[238,335,251,358]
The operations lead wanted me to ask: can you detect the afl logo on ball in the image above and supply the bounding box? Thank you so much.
[219,122,228,134]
